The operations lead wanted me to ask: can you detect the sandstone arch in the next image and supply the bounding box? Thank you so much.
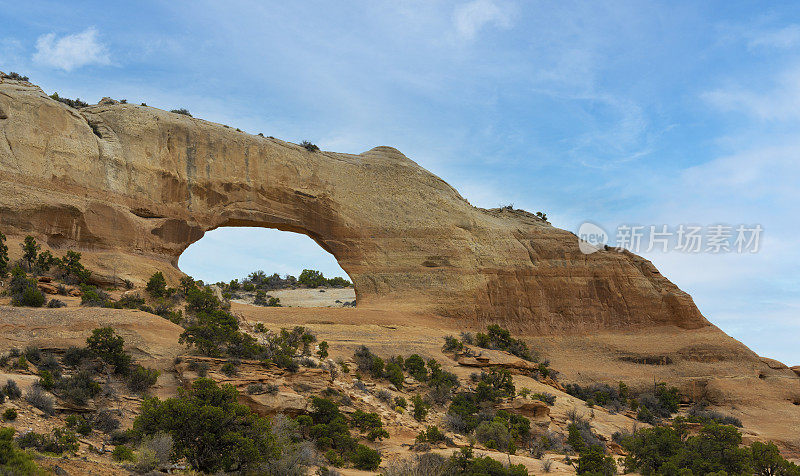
[0,76,707,331]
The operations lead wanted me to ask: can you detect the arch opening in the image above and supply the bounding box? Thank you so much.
[178,227,356,308]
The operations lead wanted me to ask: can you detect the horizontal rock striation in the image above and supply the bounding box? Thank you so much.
[0,76,707,332]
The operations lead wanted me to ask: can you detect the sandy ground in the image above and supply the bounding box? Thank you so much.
[232,287,356,307]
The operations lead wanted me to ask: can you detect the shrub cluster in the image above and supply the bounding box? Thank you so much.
[2,72,29,81]
[0,427,42,474]
[133,378,278,473]
[352,346,460,407]
[446,367,517,434]
[475,324,536,362]
[296,396,382,471]
[49,92,89,109]
[622,421,800,476]
[8,266,45,307]
[300,140,320,152]
[16,427,79,455]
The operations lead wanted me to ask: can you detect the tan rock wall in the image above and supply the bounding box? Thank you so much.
[0,77,707,331]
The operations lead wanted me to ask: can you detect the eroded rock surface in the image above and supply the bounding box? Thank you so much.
[0,76,707,332]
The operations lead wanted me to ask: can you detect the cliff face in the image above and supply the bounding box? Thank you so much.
[0,76,707,331]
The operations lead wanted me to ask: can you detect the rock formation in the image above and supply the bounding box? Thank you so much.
[0,75,706,332]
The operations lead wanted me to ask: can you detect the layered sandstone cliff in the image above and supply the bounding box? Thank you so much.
[0,75,706,331]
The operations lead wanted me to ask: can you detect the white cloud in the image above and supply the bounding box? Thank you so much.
[748,24,800,49]
[702,66,800,121]
[33,27,110,71]
[453,0,513,41]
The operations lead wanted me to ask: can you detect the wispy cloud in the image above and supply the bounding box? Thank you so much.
[453,0,513,41]
[33,27,110,71]
[748,24,800,49]
[702,66,800,121]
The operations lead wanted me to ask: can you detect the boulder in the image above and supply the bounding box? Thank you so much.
[761,357,789,370]
[496,398,551,425]
[37,282,58,294]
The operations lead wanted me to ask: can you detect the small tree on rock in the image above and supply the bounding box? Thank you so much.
[20,236,39,271]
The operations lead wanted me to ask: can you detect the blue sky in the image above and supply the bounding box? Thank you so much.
[2,1,798,363]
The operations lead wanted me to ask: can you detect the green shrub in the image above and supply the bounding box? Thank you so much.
[300,141,320,152]
[20,236,40,271]
[55,370,101,405]
[426,359,459,404]
[350,410,389,441]
[127,365,160,393]
[751,441,800,476]
[394,396,407,409]
[447,447,528,475]
[112,444,135,461]
[532,392,557,405]
[298,269,326,287]
[326,276,351,287]
[304,397,357,464]
[474,367,515,402]
[384,362,404,389]
[49,92,89,109]
[133,378,279,473]
[57,251,91,284]
[0,427,43,475]
[13,356,28,371]
[0,232,8,277]
[80,285,111,307]
[416,425,447,444]
[65,414,92,436]
[3,380,21,400]
[350,444,381,471]
[475,324,535,361]
[2,408,17,421]
[170,108,192,116]
[145,271,167,297]
[62,346,91,367]
[9,266,45,307]
[623,422,753,475]
[317,341,329,359]
[221,360,238,377]
[404,354,427,381]
[37,370,55,390]
[411,394,429,421]
[87,327,131,374]
[576,445,616,475]
[2,71,30,81]
[443,335,463,352]
[16,427,78,454]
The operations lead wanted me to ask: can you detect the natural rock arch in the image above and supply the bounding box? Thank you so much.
[0,77,707,331]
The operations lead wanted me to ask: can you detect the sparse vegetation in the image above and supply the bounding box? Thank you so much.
[146,271,167,297]
[16,427,78,455]
[9,266,46,307]
[0,232,8,277]
[0,427,43,475]
[49,92,89,109]
[300,140,320,152]
[621,421,796,476]
[2,71,29,81]
[133,378,278,473]
[475,324,536,362]
[170,108,192,116]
